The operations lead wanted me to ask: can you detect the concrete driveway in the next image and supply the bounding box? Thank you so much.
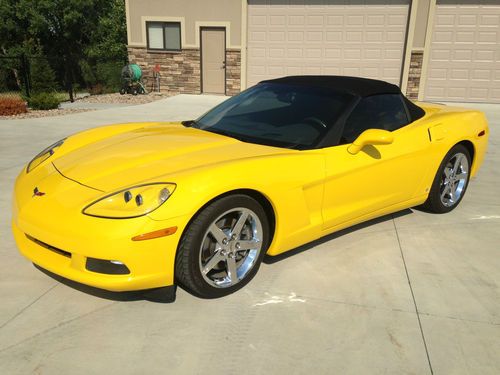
[0,95,498,374]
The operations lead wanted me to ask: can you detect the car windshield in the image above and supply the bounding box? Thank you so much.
[192,83,354,149]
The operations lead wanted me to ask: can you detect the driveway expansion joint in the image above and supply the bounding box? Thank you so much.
[392,216,435,375]
[0,283,58,332]
[0,301,117,354]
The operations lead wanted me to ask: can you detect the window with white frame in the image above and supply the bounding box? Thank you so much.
[146,21,181,51]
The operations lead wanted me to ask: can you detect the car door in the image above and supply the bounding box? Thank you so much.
[322,94,431,230]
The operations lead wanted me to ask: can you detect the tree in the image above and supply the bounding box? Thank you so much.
[0,0,127,99]
[17,0,100,100]
[0,0,29,90]
[86,0,127,63]
[0,0,25,51]
[83,0,128,92]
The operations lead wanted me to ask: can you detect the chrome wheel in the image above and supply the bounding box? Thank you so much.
[439,152,469,207]
[199,207,263,288]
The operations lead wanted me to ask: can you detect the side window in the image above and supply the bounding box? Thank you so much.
[340,94,409,144]
[146,22,181,51]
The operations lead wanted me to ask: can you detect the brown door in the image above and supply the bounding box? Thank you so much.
[201,28,226,94]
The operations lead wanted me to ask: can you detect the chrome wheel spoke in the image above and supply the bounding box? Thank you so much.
[440,185,450,200]
[231,211,249,237]
[451,187,460,202]
[236,239,260,251]
[452,155,464,174]
[209,223,227,246]
[455,172,467,181]
[226,257,238,283]
[202,252,224,275]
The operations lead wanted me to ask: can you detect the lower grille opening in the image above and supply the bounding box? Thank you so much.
[86,258,130,275]
[26,234,72,258]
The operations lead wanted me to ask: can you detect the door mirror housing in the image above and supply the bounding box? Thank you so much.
[348,129,394,155]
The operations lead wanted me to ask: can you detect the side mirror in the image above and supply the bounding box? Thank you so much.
[348,129,394,155]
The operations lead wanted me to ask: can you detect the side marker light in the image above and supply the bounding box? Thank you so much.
[132,226,178,241]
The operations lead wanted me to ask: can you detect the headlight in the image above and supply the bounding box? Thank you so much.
[27,139,66,173]
[82,183,176,218]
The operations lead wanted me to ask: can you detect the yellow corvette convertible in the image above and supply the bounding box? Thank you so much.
[12,76,489,301]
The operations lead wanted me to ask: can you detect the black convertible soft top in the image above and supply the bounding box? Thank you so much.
[262,75,425,122]
[262,75,400,97]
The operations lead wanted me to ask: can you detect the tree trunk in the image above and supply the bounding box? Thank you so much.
[65,61,74,102]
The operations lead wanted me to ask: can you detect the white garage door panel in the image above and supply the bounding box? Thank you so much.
[425,0,500,103]
[247,0,410,87]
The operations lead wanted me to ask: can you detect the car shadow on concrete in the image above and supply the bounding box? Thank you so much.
[33,208,413,302]
[263,208,413,264]
[33,264,176,303]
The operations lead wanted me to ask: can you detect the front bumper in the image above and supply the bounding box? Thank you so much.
[12,163,190,292]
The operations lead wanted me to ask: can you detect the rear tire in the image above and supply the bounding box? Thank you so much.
[175,195,269,298]
[421,144,471,213]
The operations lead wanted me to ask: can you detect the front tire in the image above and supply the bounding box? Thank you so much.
[421,144,471,213]
[175,195,270,298]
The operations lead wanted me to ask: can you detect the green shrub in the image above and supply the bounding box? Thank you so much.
[81,60,124,94]
[96,61,123,92]
[0,96,27,116]
[27,92,60,110]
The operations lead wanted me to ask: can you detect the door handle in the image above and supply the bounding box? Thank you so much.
[222,61,226,69]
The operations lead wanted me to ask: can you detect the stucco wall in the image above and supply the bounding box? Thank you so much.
[126,0,243,48]
[413,0,431,49]
[126,0,435,98]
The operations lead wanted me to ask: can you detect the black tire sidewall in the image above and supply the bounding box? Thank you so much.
[176,194,270,299]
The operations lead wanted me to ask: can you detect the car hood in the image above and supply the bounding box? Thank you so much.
[53,123,287,191]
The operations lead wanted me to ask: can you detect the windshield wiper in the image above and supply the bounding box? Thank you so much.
[181,120,198,128]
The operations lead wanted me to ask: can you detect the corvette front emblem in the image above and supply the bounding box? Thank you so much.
[33,187,45,197]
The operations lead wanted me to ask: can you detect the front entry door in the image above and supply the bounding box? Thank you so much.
[201,28,226,94]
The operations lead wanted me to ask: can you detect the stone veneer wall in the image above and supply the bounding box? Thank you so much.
[406,50,424,100]
[127,47,241,96]
[225,49,241,96]
[127,47,201,95]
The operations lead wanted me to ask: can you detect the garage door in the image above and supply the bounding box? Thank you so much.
[425,0,500,103]
[247,0,410,87]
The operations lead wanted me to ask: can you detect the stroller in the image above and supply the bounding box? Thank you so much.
[119,64,147,95]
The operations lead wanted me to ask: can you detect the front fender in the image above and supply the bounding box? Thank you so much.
[149,151,326,255]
